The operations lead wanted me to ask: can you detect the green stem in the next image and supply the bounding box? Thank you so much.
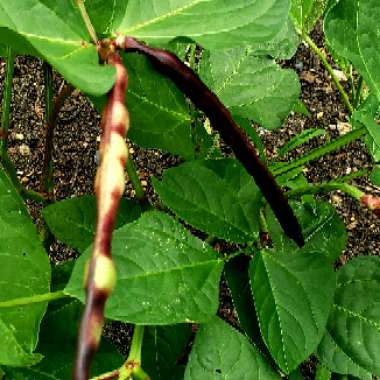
[128,326,145,363]
[132,367,150,380]
[302,34,353,114]
[42,62,54,198]
[334,168,369,182]
[0,290,67,308]
[287,181,364,200]
[21,188,48,204]
[354,76,364,108]
[76,0,98,45]
[126,156,145,202]
[0,46,15,159]
[90,369,120,380]
[271,126,367,176]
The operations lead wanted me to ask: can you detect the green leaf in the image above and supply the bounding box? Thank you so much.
[0,1,115,95]
[250,18,300,59]
[224,256,269,355]
[317,331,372,380]
[320,256,380,377]
[3,300,123,379]
[370,165,380,186]
[200,48,300,129]
[124,53,195,159]
[65,211,223,324]
[116,0,291,50]
[85,0,127,36]
[250,247,336,373]
[325,0,380,101]
[291,0,328,34]
[142,325,192,380]
[153,159,262,243]
[277,129,327,157]
[267,201,347,263]
[42,195,142,253]
[0,169,50,366]
[184,317,281,380]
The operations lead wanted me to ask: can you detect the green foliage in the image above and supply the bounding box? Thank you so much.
[0,169,50,366]
[153,159,262,243]
[325,0,380,101]
[116,0,291,49]
[277,128,327,157]
[291,0,328,33]
[43,195,141,253]
[184,317,281,380]
[65,211,224,324]
[200,48,300,129]
[317,256,380,378]
[250,247,336,373]
[3,300,123,379]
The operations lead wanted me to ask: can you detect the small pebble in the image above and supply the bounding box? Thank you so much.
[19,144,30,156]
[317,111,324,119]
[15,133,24,141]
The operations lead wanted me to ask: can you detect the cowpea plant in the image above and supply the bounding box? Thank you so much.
[0,1,380,380]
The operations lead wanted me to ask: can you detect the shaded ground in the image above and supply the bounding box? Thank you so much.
[0,21,379,370]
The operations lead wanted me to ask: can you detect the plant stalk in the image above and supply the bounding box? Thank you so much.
[0,46,15,159]
[271,126,367,176]
[76,0,98,45]
[90,369,120,380]
[128,326,144,363]
[302,34,353,114]
[287,181,364,200]
[0,290,66,308]
[126,156,145,202]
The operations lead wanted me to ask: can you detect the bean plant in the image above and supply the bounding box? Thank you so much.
[0,1,379,379]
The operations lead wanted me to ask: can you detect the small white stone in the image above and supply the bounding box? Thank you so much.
[19,144,30,156]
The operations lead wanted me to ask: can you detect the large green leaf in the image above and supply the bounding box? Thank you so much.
[123,53,195,159]
[42,195,142,253]
[153,159,262,243]
[200,48,300,129]
[325,0,380,101]
[267,201,347,263]
[319,256,380,377]
[184,317,281,380]
[3,300,123,379]
[65,211,223,324]
[0,169,50,366]
[116,0,291,50]
[291,0,327,34]
[250,247,336,373]
[0,1,115,95]
[142,325,192,380]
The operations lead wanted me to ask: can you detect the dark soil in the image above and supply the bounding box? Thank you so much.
[1,21,379,372]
